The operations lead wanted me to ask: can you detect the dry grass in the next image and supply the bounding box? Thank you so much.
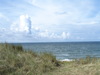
[0,43,60,75]
[0,43,100,75]
[44,56,100,75]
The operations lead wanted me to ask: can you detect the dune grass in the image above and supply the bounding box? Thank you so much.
[0,43,60,75]
[0,43,100,75]
[46,57,100,75]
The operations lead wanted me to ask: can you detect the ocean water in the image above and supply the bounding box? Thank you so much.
[13,42,100,60]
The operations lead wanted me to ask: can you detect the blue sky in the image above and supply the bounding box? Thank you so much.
[0,0,100,42]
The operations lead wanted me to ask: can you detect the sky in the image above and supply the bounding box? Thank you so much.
[0,0,100,42]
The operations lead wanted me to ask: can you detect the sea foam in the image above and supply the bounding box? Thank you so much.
[60,59,73,61]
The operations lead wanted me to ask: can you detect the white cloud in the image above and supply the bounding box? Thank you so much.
[61,32,70,39]
[38,30,70,39]
[11,15,32,34]
[19,15,31,33]
[38,30,49,38]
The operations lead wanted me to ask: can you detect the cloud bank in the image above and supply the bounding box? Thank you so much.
[6,14,71,42]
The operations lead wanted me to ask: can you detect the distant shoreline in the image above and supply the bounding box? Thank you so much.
[1,41,100,44]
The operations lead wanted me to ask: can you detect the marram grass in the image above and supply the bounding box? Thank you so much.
[0,43,100,75]
[0,43,60,75]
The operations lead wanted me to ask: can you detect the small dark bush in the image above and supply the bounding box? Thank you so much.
[15,45,23,51]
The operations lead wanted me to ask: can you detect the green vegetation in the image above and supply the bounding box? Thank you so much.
[0,43,60,75]
[0,43,100,75]
[47,57,100,75]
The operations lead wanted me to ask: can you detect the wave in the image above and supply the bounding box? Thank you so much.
[60,59,73,61]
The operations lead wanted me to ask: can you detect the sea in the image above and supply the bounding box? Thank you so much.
[12,42,100,61]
